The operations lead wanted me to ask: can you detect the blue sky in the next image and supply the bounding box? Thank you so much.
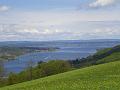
[0,0,120,41]
[0,0,91,10]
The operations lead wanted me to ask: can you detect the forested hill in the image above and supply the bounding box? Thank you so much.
[69,45,120,68]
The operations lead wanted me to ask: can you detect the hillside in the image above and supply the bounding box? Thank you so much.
[1,61,120,90]
[70,45,120,68]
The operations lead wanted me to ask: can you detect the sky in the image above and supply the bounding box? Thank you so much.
[0,0,120,41]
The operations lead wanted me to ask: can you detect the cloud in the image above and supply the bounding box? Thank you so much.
[89,0,115,8]
[0,21,120,41]
[90,28,120,36]
[0,5,10,12]
[0,8,119,41]
[0,24,74,41]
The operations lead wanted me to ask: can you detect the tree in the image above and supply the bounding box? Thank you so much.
[38,60,71,77]
[0,60,4,78]
[2,60,71,87]
[27,60,34,80]
[8,72,18,85]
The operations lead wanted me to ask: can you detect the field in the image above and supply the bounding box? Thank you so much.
[1,61,120,90]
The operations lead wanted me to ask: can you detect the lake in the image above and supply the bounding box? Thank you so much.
[2,39,120,74]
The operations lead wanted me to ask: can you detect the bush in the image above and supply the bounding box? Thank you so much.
[37,60,71,77]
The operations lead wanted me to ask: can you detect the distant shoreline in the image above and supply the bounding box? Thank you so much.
[0,46,59,61]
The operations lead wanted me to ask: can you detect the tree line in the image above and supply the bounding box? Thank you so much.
[0,60,71,87]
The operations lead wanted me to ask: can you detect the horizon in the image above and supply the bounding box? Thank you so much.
[0,39,120,42]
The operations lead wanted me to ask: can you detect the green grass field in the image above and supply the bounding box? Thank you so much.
[1,61,120,90]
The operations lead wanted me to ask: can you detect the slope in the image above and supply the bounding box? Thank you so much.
[1,61,120,90]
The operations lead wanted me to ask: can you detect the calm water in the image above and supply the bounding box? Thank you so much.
[2,40,120,74]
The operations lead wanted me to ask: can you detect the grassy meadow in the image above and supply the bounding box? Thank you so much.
[1,61,120,90]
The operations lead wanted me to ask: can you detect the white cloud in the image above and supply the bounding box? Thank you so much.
[0,7,119,40]
[89,0,115,8]
[0,21,120,41]
[20,28,40,33]
[0,10,119,26]
[90,28,120,36]
[0,5,10,12]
